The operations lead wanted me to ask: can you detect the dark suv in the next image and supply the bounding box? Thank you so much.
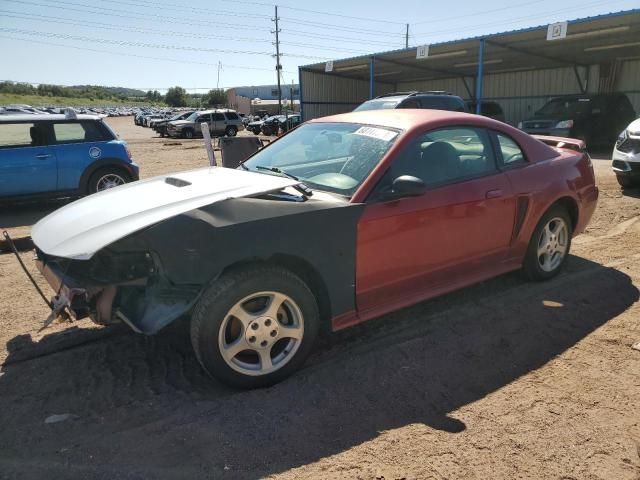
[519,93,636,147]
[354,91,467,112]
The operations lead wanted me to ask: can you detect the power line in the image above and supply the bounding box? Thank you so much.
[413,0,627,37]
[412,0,544,25]
[219,0,407,25]
[1,27,330,60]
[0,11,272,42]
[281,17,405,37]
[99,0,271,19]
[281,29,401,47]
[0,27,275,55]
[0,11,377,55]
[0,35,296,73]
[4,0,266,30]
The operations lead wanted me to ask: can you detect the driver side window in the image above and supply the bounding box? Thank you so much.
[384,127,497,189]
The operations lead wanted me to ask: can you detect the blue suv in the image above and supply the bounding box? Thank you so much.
[0,113,139,200]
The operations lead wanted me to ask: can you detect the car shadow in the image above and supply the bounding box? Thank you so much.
[0,256,636,478]
[0,197,72,230]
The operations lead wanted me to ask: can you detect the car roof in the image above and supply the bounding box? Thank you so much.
[310,109,484,131]
[0,114,102,122]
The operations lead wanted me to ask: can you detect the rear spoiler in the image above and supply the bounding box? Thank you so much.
[532,135,586,152]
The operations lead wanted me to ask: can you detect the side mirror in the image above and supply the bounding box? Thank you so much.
[382,175,426,200]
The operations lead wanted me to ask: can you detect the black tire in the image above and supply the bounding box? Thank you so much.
[225,126,238,137]
[183,128,194,139]
[190,265,320,389]
[86,167,130,195]
[523,205,572,281]
[616,175,636,189]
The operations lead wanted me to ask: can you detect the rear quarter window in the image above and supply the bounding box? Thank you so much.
[53,121,111,144]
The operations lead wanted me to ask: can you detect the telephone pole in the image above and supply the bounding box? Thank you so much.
[216,61,222,89]
[272,5,282,114]
[405,24,409,48]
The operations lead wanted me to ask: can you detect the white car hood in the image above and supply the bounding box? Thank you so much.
[31,167,298,260]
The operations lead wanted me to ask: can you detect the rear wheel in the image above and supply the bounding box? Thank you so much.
[190,265,319,389]
[87,167,130,194]
[523,206,572,281]
[183,128,194,139]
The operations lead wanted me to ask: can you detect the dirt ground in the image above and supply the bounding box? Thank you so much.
[0,117,639,480]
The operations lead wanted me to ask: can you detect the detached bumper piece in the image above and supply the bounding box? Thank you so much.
[35,258,91,321]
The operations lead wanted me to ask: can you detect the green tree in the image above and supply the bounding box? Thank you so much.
[205,88,227,107]
[165,86,187,107]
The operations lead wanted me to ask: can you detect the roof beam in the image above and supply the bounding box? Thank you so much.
[373,57,464,80]
[485,39,588,68]
[299,67,394,85]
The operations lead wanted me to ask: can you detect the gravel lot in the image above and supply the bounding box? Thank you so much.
[0,116,639,480]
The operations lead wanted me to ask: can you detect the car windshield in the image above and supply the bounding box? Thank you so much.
[353,98,402,112]
[535,98,592,117]
[185,112,200,121]
[242,122,400,196]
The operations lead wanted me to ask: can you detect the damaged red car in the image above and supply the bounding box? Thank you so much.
[29,109,598,388]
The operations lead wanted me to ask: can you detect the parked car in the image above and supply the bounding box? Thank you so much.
[612,117,640,188]
[354,91,467,112]
[518,93,636,147]
[153,111,195,137]
[166,109,244,139]
[247,117,267,135]
[143,114,164,127]
[466,101,505,122]
[260,114,302,136]
[0,113,138,200]
[29,109,597,388]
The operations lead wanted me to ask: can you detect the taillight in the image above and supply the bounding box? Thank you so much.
[124,144,132,160]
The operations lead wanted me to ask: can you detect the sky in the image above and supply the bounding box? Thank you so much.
[1,0,638,93]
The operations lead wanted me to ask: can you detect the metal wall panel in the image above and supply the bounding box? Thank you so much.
[300,69,393,120]
[303,59,638,125]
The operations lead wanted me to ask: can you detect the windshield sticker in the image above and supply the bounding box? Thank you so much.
[353,126,398,142]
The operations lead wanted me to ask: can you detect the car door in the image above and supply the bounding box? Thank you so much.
[49,120,112,191]
[0,121,57,196]
[356,126,516,315]
[211,112,226,135]
[194,114,211,136]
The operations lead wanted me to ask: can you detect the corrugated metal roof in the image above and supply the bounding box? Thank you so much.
[300,9,640,83]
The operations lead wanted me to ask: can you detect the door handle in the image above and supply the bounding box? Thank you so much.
[35,154,51,160]
[485,189,503,199]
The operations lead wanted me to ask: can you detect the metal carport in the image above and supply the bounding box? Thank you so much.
[298,9,640,125]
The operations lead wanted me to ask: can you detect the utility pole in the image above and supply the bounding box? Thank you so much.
[272,5,282,115]
[405,24,409,48]
[216,61,222,89]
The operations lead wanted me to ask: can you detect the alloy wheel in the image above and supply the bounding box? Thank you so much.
[218,291,304,376]
[537,216,569,272]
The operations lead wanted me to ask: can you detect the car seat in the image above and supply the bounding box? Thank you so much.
[418,141,460,184]
[30,126,45,146]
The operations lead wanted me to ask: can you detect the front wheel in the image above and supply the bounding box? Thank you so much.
[190,265,319,389]
[225,126,238,137]
[182,128,194,139]
[87,167,130,194]
[523,206,572,281]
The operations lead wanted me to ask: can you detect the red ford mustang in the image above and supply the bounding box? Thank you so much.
[30,109,598,388]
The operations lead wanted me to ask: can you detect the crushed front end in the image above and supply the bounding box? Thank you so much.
[34,243,199,334]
